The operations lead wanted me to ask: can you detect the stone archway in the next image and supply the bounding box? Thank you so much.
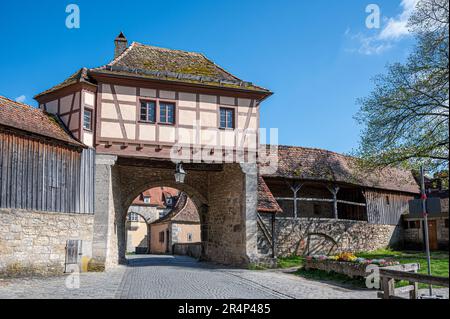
[120,183,207,262]
[90,154,259,270]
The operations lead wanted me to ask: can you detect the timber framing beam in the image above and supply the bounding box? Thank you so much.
[275,197,367,207]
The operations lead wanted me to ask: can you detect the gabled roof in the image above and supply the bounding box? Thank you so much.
[92,41,270,93]
[132,187,179,207]
[35,39,271,99]
[260,145,420,194]
[258,176,283,214]
[0,95,84,147]
[34,68,96,100]
[151,192,200,224]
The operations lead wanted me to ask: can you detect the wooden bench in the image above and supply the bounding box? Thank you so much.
[378,263,449,299]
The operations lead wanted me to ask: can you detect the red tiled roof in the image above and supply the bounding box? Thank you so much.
[0,95,84,147]
[151,192,200,224]
[258,176,282,214]
[260,145,420,194]
[132,187,179,207]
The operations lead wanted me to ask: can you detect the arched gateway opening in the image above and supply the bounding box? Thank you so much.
[124,186,202,259]
[90,155,259,270]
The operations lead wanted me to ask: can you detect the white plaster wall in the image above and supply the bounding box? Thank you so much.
[101,122,123,138]
[83,131,94,147]
[159,126,175,143]
[179,110,196,126]
[84,91,95,107]
[101,103,118,119]
[159,90,176,100]
[140,88,157,98]
[45,100,58,114]
[139,125,156,141]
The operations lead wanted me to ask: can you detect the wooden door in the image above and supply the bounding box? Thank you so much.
[65,240,82,272]
[427,220,438,250]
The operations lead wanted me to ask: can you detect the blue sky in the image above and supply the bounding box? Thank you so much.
[0,0,417,154]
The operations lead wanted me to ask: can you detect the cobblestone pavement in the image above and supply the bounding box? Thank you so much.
[0,255,448,299]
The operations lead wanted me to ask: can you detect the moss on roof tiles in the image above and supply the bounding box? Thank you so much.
[35,41,271,99]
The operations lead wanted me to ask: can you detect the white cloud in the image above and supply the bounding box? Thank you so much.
[15,95,26,103]
[346,0,419,55]
[379,0,419,40]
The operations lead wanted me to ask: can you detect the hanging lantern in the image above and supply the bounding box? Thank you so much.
[174,162,186,184]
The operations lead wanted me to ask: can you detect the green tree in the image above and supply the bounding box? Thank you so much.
[355,0,449,171]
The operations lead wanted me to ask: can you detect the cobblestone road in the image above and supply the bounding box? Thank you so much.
[0,255,447,299]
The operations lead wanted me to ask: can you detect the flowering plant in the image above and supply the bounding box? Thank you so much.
[306,253,400,267]
[337,252,357,262]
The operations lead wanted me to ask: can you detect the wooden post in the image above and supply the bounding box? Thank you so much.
[271,213,276,258]
[287,182,303,218]
[382,277,395,299]
[327,185,340,219]
[410,281,418,299]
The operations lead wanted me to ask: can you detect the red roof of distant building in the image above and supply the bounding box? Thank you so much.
[132,187,179,208]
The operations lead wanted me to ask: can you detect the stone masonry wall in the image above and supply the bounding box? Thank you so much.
[205,163,257,266]
[0,209,94,276]
[403,217,449,250]
[258,216,400,257]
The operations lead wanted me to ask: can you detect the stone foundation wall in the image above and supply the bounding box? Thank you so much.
[258,217,401,257]
[0,209,94,276]
[173,243,202,259]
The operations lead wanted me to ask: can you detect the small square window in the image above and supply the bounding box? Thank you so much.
[83,109,93,131]
[143,196,150,204]
[220,108,234,129]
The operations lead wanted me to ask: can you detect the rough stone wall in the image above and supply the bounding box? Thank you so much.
[128,205,161,223]
[258,216,400,257]
[205,163,257,266]
[403,217,449,250]
[0,209,94,276]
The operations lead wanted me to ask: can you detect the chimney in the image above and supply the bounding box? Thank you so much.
[114,32,128,58]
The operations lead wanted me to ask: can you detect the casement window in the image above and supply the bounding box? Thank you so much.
[83,109,93,131]
[128,212,139,222]
[219,107,234,129]
[159,102,175,124]
[140,101,156,122]
[159,231,165,243]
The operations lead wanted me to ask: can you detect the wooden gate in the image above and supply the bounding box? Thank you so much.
[65,240,82,272]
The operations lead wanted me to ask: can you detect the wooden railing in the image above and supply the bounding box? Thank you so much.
[378,263,449,299]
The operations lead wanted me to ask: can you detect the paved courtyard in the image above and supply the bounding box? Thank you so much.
[0,255,447,299]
